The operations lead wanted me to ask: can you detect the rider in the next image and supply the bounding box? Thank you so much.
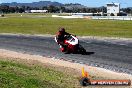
[56,27,71,47]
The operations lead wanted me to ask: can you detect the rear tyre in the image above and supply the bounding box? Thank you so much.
[78,45,86,55]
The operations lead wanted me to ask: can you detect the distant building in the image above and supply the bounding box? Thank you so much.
[25,10,48,13]
[106,3,120,16]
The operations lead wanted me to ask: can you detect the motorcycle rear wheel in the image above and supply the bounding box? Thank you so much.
[78,45,86,55]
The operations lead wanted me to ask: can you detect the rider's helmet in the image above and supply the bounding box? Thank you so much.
[59,27,65,33]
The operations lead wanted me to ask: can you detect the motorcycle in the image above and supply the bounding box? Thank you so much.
[55,35,86,54]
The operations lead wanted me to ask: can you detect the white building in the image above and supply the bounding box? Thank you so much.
[25,10,48,13]
[106,3,120,16]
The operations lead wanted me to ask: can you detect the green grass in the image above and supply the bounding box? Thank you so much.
[4,13,53,17]
[0,59,78,88]
[0,13,132,38]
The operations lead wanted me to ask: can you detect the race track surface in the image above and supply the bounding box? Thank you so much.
[0,34,132,74]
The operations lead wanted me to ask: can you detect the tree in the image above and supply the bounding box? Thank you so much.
[47,5,59,13]
[0,5,9,13]
[26,6,32,10]
[9,7,15,13]
[60,6,66,13]
[125,8,131,13]
[18,7,25,13]
[42,6,47,10]
[47,5,54,12]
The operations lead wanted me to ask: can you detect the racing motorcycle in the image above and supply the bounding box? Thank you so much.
[55,35,86,54]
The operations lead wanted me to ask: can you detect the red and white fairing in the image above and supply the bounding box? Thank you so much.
[55,35,86,54]
[64,35,79,45]
[55,35,79,52]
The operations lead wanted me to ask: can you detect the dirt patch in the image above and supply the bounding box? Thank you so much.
[0,49,132,88]
[0,49,80,77]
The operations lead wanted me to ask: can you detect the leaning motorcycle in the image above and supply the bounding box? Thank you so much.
[55,35,86,54]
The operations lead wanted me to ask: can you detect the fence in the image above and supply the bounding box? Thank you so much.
[92,16,132,20]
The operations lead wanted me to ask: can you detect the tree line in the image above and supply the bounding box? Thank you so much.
[0,5,131,14]
[0,5,106,13]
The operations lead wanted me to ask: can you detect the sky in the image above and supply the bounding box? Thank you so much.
[0,0,131,8]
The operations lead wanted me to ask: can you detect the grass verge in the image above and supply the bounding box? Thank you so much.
[0,58,79,88]
[0,13,132,38]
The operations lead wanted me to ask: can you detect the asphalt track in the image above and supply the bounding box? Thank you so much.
[0,34,132,74]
